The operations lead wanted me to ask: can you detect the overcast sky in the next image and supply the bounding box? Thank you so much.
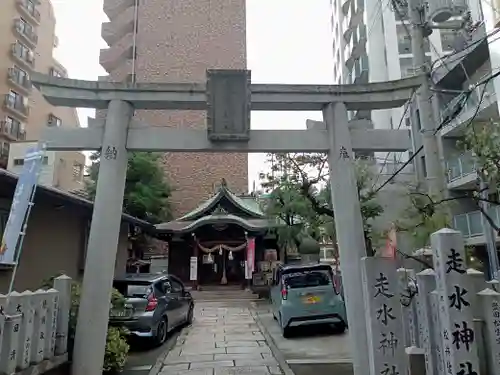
[50,0,334,191]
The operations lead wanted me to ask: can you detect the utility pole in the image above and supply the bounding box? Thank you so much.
[480,179,500,279]
[407,0,444,198]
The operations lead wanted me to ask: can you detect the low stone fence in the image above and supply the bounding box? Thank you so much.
[365,229,499,375]
[0,275,72,375]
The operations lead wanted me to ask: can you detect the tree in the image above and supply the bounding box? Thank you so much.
[260,153,384,256]
[85,152,172,224]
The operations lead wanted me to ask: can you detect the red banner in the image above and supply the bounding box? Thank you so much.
[246,238,255,278]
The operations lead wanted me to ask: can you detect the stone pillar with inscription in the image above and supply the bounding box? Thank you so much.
[478,288,500,375]
[17,290,34,370]
[398,268,419,348]
[31,289,49,364]
[324,102,370,375]
[0,292,23,375]
[53,275,71,355]
[44,288,58,358]
[416,269,438,375]
[0,294,6,359]
[362,257,407,375]
[72,100,133,375]
[431,228,480,375]
[430,290,445,375]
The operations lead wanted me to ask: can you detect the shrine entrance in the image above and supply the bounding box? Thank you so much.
[155,181,280,288]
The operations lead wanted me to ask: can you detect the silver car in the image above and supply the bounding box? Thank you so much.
[110,273,194,345]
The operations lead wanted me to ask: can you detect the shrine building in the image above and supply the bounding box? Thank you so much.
[154,181,281,288]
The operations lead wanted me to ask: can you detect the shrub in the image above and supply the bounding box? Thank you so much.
[104,327,130,373]
[41,274,130,372]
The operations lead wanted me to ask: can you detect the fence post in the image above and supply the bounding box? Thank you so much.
[17,290,35,370]
[416,269,437,375]
[53,275,71,356]
[31,289,49,364]
[431,228,480,375]
[467,268,486,319]
[0,292,23,375]
[44,288,58,359]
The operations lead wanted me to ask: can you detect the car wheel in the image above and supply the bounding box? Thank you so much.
[186,304,194,325]
[154,317,168,346]
[332,321,347,334]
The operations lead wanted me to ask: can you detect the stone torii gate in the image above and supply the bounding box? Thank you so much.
[32,70,422,375]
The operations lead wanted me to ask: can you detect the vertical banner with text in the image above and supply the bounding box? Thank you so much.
[0,146,44,265]
[245,237,255,280]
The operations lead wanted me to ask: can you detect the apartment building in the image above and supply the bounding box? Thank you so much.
[0,0,85,191]
[99,0,248,218]
[329,0,482,176]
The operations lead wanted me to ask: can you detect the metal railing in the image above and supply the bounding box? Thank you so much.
[453,206,500,238]
[446,151,477,182]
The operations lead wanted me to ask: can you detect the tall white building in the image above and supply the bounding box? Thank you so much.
[329,0,483,175]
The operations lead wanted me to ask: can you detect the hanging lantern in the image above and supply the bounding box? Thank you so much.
[228,251,233,260]
[207,253,213,263]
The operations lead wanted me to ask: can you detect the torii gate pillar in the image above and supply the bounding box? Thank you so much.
[324,102,370,375]
[72,100,133,375]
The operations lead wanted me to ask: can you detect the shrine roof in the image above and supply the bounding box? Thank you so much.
[155,213,278,234]
[176,182,265,221]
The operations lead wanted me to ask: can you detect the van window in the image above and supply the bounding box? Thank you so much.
[283,270,331,289]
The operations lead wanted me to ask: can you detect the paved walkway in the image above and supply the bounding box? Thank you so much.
[158,303,283,375]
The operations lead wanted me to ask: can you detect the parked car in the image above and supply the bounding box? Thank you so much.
[270,263,347,338]
[110,273,194,345]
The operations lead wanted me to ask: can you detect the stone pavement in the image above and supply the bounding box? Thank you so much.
[158,303,284,375]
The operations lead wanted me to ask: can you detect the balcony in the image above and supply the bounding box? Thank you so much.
[99,32,134,73]
[3,95,29,119]
[453,206,500,244]
[446,152,477,189]
[0,120,26,141]
[440,80,497,137]
[101,5,135,46]
[7,68,32,94]
[16,0,41,25]
[13,19,39,48]
[10,43,35,70]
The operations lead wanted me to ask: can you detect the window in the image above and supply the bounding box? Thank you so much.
[6,90,21,107]
[0,142,10,157]
[48,114,62,127]
[18,18,33,35]
[169,279,184,293]
[26,0,35,14]
[16,156,48,166]
[73,162,83,180]
[283,270,332,289]
[13,42,32,62]
[11,66,29,86]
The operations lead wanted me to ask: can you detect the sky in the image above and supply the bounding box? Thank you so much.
[50,0,334,191]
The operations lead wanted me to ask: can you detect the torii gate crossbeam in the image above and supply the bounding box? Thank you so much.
[30,70,421,375]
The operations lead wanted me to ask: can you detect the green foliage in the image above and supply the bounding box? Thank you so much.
[461,121,500,183]
[260,153,383,255]
[41,274,129,372]
[397,192,451,249]
[104,327,130,373]
[85,152,172,223]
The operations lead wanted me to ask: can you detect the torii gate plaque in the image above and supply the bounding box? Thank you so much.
[32,70,422,375]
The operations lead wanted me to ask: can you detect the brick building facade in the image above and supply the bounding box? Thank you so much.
[100,0,248,218]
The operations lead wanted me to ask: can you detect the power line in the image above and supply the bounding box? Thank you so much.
[374,69,500,193]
